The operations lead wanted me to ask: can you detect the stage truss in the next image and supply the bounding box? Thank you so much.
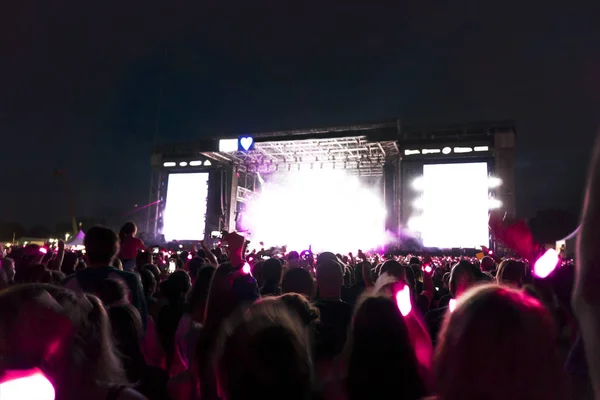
[201,135,400,178]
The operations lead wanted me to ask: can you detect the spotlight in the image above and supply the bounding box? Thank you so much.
[179,161,188,167]
[412,177,424,191]
[488,177,503,188]
[203,160,212,166]
[413,197,424,209]
[442,147,452,154]
[163,162,176,167]
[488,198,503,209]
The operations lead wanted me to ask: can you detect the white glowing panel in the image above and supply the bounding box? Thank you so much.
[242,171,387,252]
[421,163,489,248]
[163,173,209,241]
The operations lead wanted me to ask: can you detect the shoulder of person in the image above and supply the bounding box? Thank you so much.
[115,387,148,400]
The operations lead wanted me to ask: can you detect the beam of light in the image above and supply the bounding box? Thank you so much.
[163,173,209,241]
[534,248,559,279]
[120,200,161,217]
[396,285,412,316]
[241,170,387,253]
[449,298,457,313]
[0,370,55,400]
[420,163,490,248]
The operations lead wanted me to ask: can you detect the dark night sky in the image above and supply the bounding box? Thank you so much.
[1,0,599,229]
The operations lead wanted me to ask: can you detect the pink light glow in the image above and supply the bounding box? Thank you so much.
[449,298,457,313]
[395,285,412,316]
[534,248,559,279]
[39,247,47,254]
[187,254,193,260]
[0,370,55,400]
[424,265,432,273]
[242,263,251,274]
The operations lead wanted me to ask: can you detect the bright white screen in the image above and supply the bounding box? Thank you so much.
[421,163,489,248]
[163,173,209,241]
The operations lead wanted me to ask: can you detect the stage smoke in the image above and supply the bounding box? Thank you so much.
[241,170,386,252]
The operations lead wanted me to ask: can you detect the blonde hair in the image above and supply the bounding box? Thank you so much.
[0,284,125,391]
[434,284,565,400]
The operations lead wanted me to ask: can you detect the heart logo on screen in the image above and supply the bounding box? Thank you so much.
[240,137,253,151]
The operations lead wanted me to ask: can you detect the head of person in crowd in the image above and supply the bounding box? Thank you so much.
[61,251,79,275]
[261,258,283,296]
[139,268,156,298]
[434,284,565,400]
[380,260,406,281]
[449,260,476,298]
[187,265,216,324]
[346,293,427,400]
[496,259,526,288]
[119,222,138,242]
[287,251,300,269]
[136,251,152,269]
[480,256,496,273]
[15,263,47,283]
[92,278,128,307]
[275,293,320,328]
[112,257,123,270]
[282,267,315,299]
[214,300,313,400]
[139,263,161,284]
[316,259,344,300]
[1,257,15,283]
[188,256,206,281]
[251,260,265,288]
[85,226,119,266]
[0,284,129,400]
[107,303,146,383]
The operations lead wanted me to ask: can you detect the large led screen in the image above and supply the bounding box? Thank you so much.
[162,172,209,241]
[421,162,489,248]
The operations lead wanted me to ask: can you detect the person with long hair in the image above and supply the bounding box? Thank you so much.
[0,283,147,400]
[434,284,566,400]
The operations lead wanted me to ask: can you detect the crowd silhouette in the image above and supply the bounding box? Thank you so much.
[2,138,600,400]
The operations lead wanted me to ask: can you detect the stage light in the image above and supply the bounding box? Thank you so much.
[179,161,188,167]
[413,197,424,209]
[412,177,424,191]
[474,146,489,152]
[189,161,203,166]
[163,162,176,167]
[219,139,238,152]
[203,160,212,166]
[488,198,503,209]
[422,149,441,155]
[404,149,420,156]
[442,147,452,154]
[453,147,473,153]
[488,177,503,188]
